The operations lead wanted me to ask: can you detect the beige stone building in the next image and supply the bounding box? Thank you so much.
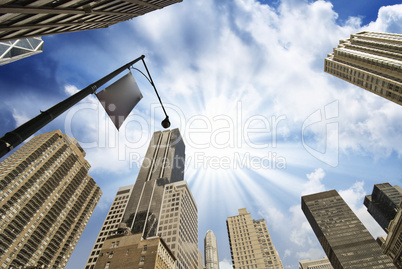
[325,31,402,106]
[382,200,402,268]
[204,230,219,269]
[299,257,333,269]
[198,248,205,269]
[157,181,200,269]
[226,208,284,269]
[0,130,101,268]
[94,233,176,269]
[93,180,200,269]
[85,185,134,269]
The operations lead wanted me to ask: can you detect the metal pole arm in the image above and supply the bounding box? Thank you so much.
[0,55,145,158]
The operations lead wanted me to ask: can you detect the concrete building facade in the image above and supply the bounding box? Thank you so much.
[204,230,219,269]
[364,183,402,232]
[0,130,101,268]
[382,201,402,268]
[299,257,333,269]
[122,128,185,238]
[0,0,183,42]
[157,180,199,269]
[226,208,284,269]
[198,248,204,269]
[91,129,202,268]
[85,185,133,269]
[93,234,176,269]
[302,190,395,269]
[325,31,402,106]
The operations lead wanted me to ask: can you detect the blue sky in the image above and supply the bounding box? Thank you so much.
[1,0,402,268]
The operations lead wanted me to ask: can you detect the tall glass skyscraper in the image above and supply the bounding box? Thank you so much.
[302,190,396,269]
[325,31,402,106]
[0,130,101,268]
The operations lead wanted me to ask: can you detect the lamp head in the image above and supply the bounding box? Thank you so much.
[161,116,171,129]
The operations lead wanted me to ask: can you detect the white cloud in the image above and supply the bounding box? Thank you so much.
[267,206,286,225]
[288,205,316,247]
[283,249,292,259]
[12,108,30,127]
[365,4,402,33]
[295,247,326,261]
[302,168,326,196]
[338,181,365,209]
[289,169,327,247]
[127,0,402,163]
[258,169,328,263]
[219,259,234,269]
[64,85,79,96]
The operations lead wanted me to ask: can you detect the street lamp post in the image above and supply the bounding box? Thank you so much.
[0,55,169,159]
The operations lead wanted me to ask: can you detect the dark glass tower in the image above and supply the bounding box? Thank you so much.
[302,190,395,269]
[364,183,402,232]
[122,128,185,238]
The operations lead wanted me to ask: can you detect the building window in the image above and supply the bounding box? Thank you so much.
[142,245,147,252]
[104,262,110,269]
[140,256,145,263]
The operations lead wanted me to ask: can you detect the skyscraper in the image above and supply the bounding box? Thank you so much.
[0,0,183,42]
[364,183,402,232]
[93,235,176,269]
[0,130,101,268]
[122,128,185,238]
[382,201,402,268]
[226,208,284,269]
[0,37,43,65]
[302,190,396,269]
[205,230,219,269]
[324,31,402,106]
[198,248,204,269]
[158,180,199,269]
[299,257,333,269]
[85,185,134,269]
[92,129,201,268]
